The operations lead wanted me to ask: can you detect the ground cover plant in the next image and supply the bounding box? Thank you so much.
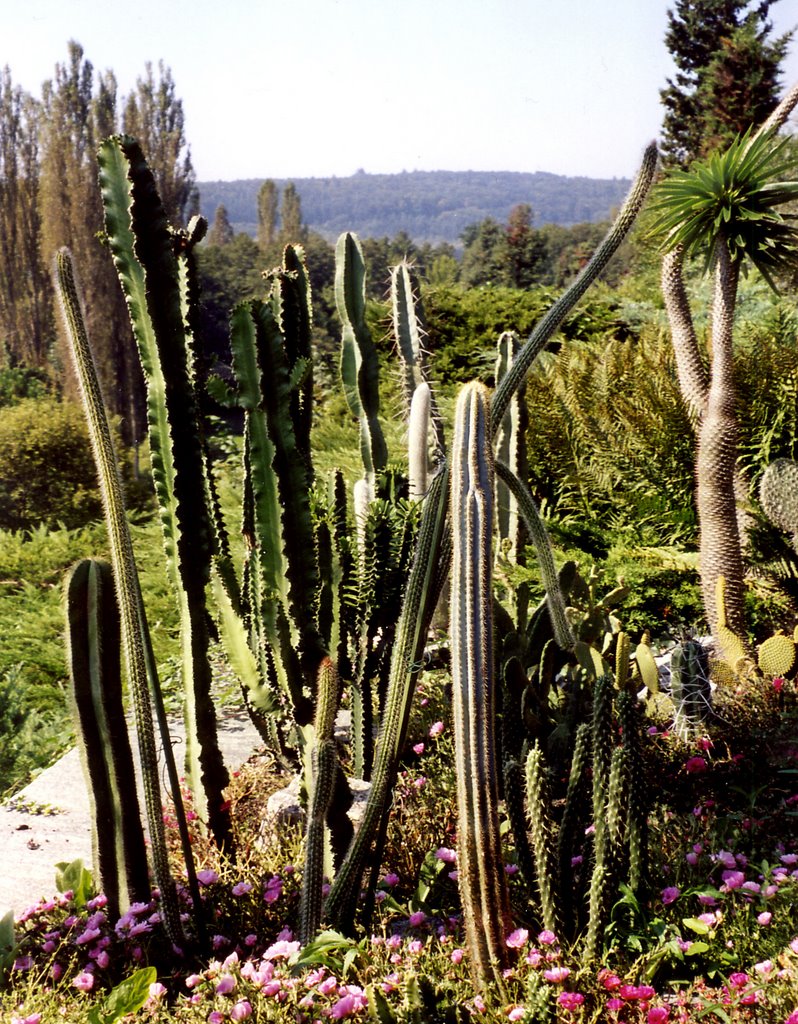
[3,118,798,1024]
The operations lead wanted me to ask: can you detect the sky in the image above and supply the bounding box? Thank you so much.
[3,0,798,183]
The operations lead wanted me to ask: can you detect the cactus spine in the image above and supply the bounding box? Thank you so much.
[670,638,711,740]
[450,382,510,991]
[65,558,150,921]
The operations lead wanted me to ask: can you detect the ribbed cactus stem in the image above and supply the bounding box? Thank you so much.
[299,738,338,944]
[670,639,711,741]
[557,721,591,940]
[617,689,647,895]
[525,743,561,936]
[54,248,187,946]
[759,459,798,551]
[65,558,150,921]
[450,382,510,992]
[606,745,628,862]
[408,382,431,500]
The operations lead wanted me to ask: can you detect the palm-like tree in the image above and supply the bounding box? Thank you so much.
[650,88,798,638]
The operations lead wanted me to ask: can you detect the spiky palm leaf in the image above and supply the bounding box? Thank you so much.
[649,128,798,286]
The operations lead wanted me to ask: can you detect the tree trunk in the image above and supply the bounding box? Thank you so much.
[696,242,746,637]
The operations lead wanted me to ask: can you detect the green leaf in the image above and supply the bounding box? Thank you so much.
[682,916,711,935]
[55,859,94,907]
[102,967,157,1021]
[684,940,710,956]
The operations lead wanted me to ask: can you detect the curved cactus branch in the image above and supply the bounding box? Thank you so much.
[491,141,658,432]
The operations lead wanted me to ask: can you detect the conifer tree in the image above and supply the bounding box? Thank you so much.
[122,61,199,225]
[0,69,51,368]
[661,0,791,166]
[207,204,235,247]
[256,179,278,252]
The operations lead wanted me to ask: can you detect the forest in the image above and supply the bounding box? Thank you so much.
[2,2,798,1022]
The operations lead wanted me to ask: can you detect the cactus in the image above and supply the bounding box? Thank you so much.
[327,143,657,933]
[408,382,432,500]
[584,673,616,961]
[97,135,232,852]
[449,382,510,991]
[758,631,796,677]
[670,638,711,740]
[525,743,561,935]
[759,458,798,551]
[714,575,749,669]
[557,721,592,939]
[54,248,193,946]
[617,688,647,895]
[65,558,150,921]
[336,232,388,488]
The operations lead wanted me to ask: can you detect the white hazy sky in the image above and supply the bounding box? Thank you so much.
[4,0,798,182]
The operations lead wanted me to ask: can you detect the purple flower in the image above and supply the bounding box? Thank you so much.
[722,870,745,890]
[451,948,464,964]
[230,1001,253,1021]
[543,966,570,983]
[262,939,300,961]
[72,971,94,992]
[382,872,399,887]
[412,742,425,755]
[757,911,773,926]
[196,869,218,885]
[558,991,585,1012]
[538,929,557,945]
[429,721,444,737]
[435,847,457,863]
[215,974,236,995]
[648,1009,670,1023]
[408,911,426,927]
[232,881,253,896]
[505,928,529,949]
[263,876,283,904]
[661,886,680,905]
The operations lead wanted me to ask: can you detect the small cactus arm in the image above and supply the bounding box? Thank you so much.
[408,382,432,500]
[54,248,191,947]
[336,232,388,486]
[449,382,511,991]
[670,639,711,741]
[759,459,798,553]
[65,558,150,921]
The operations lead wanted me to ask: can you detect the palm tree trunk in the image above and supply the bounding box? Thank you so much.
[696,242,746,637]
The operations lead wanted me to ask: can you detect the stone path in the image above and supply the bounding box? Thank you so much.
[0,710,264,918]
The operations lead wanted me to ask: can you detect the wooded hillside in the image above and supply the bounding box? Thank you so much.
[198,168,631,245]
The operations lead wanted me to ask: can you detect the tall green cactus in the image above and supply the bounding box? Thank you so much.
[525,743,560,935]
[759,458,798,552]
[97,134,232,852]
[54,248,193,946]
[327,143,657,932]
[450,382,510,991]
[65,558,150,921]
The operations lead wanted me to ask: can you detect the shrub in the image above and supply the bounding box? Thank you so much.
[0,398,104,531]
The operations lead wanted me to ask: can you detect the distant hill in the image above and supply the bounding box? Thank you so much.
[197,169,631,246]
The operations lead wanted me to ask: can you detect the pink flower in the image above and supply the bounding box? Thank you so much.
[148,982,167,1000]
[412,742,424,755]
[716,850,736,869]
[754,959,774,975]
[619,985,655,1001]
[436,847,457,863]
[648,1009,670,1024]
[263,876,283,904]
[773,676,785,692]
[790,937,798,954]
[757,911,773,926]
[607,997,624,1011]
[263,939,300,960]
[472,995,486,1013]
[408,911,426,927]
[661,886,680,905]
[230,1001,253,1021]
[558,992,585,1012]
[543,967,570,983]
[599,970,622,990]
[685,852,699,866]
[330,988,367,1018]
[407,939,423,953]
[728,973,749,989]
[72,971,94,992]
[685,755,707,773]
[451,948,464,964]
[196,869,218,885]
[429,721,444,737]
[208,1014,225,1024]
[232,881,253,896]
[507,1007,526,1021]
[722,870,745,890]
[538,929,557,945]
[216,974,236,995]
[383,872,399,887]
[506,928,529,949]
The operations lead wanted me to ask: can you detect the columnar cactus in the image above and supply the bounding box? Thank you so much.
[65,558,150,921]
[449,381,511,991]
[759,458,798,553]
[670,638,711,740]
[524,743,561,935]
[54,248,192,945]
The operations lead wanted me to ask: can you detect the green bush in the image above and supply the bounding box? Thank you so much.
[0,365,54,407]
[0,398,104,531]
